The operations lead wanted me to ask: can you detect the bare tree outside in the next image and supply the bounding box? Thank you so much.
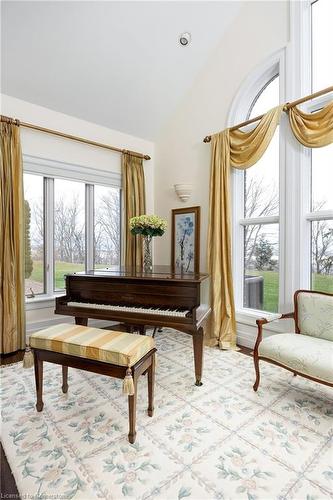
[312,220,333,275]
[54,195,85,264]
[24,174,121,294]
[23,174,44,296]
[244,176,278,270]
[311,202,333,281]
[94,185,121,266]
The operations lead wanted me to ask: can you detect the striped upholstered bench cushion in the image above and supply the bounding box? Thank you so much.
[29,324,155,367]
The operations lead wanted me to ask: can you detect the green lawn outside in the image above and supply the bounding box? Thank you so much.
[247,270,279,312]
[312,273,333,294]
[247,270,333,312]
[30,260,85,290]
[29,261,333,308]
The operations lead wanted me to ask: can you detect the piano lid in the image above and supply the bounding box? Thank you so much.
[66,265,209,282]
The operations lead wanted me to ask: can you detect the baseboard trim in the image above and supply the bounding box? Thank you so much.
[236,329,256,349]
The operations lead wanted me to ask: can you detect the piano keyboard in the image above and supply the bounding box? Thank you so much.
[67,301,191,318]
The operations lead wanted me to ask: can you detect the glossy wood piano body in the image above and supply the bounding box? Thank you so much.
[55,266,211,385]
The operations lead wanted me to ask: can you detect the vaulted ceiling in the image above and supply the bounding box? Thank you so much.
[1,1,241,140]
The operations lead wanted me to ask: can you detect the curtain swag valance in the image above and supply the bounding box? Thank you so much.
[207,99,333,350]
[288,100,333,148]
[229,105,283,169]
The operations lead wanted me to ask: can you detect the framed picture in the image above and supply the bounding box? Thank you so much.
[171,206,200,273]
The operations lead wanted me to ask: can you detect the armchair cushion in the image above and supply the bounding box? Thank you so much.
[258,333,333,384]
[298,292,333,341]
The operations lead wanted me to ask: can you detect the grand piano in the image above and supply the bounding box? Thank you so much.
[55,266,211,385]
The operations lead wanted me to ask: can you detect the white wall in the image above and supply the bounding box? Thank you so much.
[1,94,155,331]
[1,1,289,341]
[153,1,289,274]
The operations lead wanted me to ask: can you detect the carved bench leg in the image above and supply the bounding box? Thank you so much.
[34,354,44,412]
[62,366,68,393]
[147,355,155,417]
[128,377,138,444]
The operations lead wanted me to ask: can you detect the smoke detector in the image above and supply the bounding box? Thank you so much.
[179,32,191,46]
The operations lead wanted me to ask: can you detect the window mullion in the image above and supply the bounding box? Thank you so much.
[44,177,54,296]
[278,114,286,312]
[286,0,312,300]
[306,210,333,221]
[86,184,94,272]
[232,169,244,310]
[240,215,279,226]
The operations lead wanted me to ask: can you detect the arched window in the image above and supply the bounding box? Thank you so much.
[242,75,280,312]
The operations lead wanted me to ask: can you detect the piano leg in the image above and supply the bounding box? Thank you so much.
[138,326,146,335]
[75,317,88,326]
[192,327,204,386]
[125,324,146,335]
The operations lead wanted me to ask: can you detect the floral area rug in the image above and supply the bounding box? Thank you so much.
[1,328,332,500]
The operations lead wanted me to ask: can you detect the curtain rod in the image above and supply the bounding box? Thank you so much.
[203,85,333,143]
[0,115,151,160]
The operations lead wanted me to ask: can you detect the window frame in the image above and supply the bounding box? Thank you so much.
[305,97,333,289]
[291,0,333,292]
[231,0,332,328]
[24,154,122,309]
[229,50,286,317]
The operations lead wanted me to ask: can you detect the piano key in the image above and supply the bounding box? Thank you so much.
[67,301,190,317]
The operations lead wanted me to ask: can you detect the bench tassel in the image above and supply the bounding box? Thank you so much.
[23,345,34,369]
[123,367,135,396]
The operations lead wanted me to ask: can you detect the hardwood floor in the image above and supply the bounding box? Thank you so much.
[1,443,19,498]
[0,333,252,497]
[0,349,25,366]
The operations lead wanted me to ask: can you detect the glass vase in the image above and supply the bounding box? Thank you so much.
[143,236,153,272]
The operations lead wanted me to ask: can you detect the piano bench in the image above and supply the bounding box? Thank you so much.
[28,324,157,444]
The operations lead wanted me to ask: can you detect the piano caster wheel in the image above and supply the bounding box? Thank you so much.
[195,380,203,386]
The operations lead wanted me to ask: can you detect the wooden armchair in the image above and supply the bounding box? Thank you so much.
[253,290,333,391]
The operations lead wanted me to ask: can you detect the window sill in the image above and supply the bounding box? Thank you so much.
[236,308,293,333]
[25,293,64,311]
[236,308,269,324]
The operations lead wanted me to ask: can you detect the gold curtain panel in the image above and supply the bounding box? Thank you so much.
[207,130,236,349]
[0,122,26,353]
[122,154,146,268]
[207,106,283,349]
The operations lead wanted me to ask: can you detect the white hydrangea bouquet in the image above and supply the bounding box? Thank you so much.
[129,215,167,271]
[129,214,167,237]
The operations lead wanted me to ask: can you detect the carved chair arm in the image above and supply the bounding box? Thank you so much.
[256,312,294,327]
[254,312,294,353]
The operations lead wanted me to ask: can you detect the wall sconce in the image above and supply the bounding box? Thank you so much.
[174,183,193,202]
